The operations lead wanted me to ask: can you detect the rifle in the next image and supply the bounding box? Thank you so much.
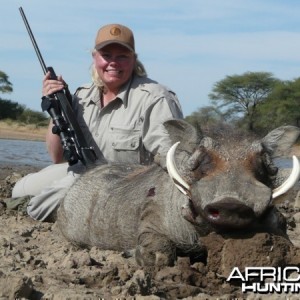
[19,7,97,168]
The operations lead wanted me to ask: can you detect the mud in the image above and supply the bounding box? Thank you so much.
[0,164,299,299]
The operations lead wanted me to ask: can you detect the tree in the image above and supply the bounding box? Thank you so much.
[254,78,300,133]
[19,108,49,126]
[185,106,224,132]
[0,70,48,124]
[0,70,13,94]
[0,71,22,120]
[0,99,24,119]
[209,72,279,131]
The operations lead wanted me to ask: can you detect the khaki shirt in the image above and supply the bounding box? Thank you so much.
[72,74,183,165]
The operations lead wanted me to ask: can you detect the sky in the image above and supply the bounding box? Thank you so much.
[2,1,300,117]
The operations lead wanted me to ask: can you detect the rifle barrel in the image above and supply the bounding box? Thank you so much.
[19,7,47,75]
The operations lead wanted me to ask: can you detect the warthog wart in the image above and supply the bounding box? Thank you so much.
[57,119,300,266]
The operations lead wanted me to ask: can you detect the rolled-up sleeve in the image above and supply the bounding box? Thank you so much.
[142,92,183,157]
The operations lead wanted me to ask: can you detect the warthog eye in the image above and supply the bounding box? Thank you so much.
[192,152,215,179]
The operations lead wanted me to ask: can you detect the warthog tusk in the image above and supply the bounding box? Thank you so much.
[272,155,300,199]
[166,142,190,195]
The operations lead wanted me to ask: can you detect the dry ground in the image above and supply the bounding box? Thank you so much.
[0,164,300,299]
[0,121,47,141]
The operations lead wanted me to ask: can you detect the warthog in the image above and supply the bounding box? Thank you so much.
[57,119,300,266]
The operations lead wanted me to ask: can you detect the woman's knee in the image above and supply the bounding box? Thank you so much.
[12,163,69,198]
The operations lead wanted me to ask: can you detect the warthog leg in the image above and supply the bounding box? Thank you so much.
[136,231,175,266]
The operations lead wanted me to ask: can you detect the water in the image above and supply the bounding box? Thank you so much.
[0,138,294,169]
[0,138,52,167]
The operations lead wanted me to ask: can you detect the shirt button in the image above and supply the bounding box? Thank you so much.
[131,142,136,148]
[112,142,116,147]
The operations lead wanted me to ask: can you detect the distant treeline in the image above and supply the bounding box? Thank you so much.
[0,99,48,126]
[2,69,300,135]
[0,70,49,126]
[185,71,300,137]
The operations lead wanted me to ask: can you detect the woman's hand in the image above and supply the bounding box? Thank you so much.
[42,71,65,96]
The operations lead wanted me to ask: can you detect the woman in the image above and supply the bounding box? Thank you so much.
[10,23,183,221]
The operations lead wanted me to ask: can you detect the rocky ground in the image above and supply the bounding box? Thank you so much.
[0,164,300,299]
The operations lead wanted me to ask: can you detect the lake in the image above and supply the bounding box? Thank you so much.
[0,138,294,169]
[0,138,52,167]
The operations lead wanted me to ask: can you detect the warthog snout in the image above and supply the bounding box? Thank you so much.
[203,198,255,229]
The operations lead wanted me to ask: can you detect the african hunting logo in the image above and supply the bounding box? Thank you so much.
[226,267,300,293]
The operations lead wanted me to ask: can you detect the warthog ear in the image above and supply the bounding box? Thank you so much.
[262,125,300,157]
[163,119,202,154]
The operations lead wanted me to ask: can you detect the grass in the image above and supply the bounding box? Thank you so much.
[0,120,48,141]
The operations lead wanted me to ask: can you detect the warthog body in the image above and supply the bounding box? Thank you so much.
[57,120,300,266]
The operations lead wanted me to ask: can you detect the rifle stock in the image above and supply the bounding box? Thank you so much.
[19,7,97,167]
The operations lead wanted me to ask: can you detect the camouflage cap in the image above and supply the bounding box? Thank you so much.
[94,24,135,52]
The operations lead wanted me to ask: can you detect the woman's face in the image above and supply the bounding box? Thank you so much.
[93,44,135,92]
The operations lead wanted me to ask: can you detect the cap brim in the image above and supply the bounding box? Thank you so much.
[95,40,134,52]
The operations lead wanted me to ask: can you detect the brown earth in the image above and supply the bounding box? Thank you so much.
[0,121,47,141]
[0,163,300,299]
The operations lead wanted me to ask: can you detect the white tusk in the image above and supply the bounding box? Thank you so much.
[166,141,190,195]
[272,155,300,199]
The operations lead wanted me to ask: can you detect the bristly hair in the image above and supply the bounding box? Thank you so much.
[199,122,258,144]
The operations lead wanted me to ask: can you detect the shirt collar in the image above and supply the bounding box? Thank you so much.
[87,75,134,108]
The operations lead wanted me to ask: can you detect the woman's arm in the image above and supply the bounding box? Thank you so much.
[142,92,183,168]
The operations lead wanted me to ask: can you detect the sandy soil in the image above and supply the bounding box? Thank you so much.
[0,163,300,299]
[0,121,47,141]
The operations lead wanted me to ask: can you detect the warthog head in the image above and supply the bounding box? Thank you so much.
[164,120,300,232]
